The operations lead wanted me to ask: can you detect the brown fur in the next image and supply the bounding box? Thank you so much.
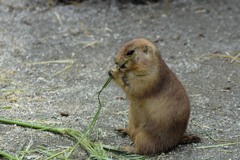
[109,38,200,155]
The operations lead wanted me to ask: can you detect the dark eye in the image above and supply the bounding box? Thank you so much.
[126,50,134,56]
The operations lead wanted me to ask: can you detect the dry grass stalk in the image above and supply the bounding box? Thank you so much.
[27,59,75,65]
[27,59,75,77]
[209,52,240,63]
[197,142,239,149]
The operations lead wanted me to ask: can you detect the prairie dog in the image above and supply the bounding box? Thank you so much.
[108,38,200,155]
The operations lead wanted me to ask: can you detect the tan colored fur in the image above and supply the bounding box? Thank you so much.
[109,38,200,155]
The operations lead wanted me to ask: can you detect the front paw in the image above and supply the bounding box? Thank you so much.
[108,66,118,78]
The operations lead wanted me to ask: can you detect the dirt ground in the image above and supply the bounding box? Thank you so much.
[0,0,239,159]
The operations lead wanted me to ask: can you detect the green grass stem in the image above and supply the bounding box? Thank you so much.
[0,117,68,135]
[0,150,19,160]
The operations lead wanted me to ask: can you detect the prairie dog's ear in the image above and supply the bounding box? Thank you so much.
[143,45,148,54]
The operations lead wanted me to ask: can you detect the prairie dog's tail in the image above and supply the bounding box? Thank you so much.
[180,135,201,144]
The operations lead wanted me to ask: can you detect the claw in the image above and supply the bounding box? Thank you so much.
[115,128,129,137]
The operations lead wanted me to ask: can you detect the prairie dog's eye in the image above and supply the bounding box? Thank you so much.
[126,50,134,56]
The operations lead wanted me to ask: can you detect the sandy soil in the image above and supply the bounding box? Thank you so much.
[0,0,239,159]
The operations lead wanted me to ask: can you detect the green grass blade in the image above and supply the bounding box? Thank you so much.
[0,150,19,160]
